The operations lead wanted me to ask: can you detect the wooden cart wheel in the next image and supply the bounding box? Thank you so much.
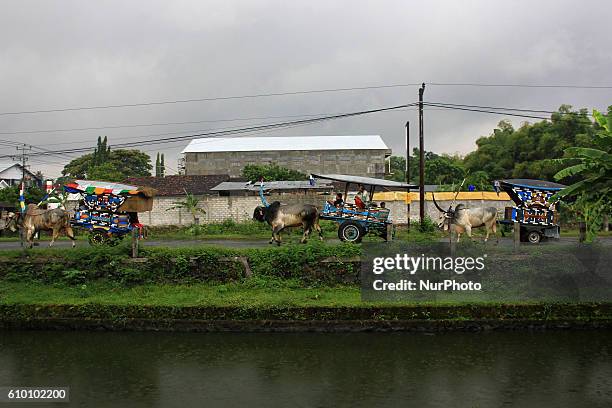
[88,230,109,246]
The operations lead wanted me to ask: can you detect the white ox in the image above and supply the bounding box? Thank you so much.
[432,194,499,243]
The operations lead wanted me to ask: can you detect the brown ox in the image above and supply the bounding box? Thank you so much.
[6,204,76,248]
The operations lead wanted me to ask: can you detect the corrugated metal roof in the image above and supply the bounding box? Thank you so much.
[211,180,334,192]
[181,135,389,153]
[0,161,19,172]
[0,161,41,180]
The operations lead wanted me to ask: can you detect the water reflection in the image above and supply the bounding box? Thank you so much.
[0,330,610,407]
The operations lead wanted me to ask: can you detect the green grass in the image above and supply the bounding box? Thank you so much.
[561,229,612,237]
[0,281,363,307]
[1,277,607,309]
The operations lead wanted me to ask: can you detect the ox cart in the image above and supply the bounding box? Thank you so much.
[496,179,566,244]
[63,180,155,246]
[311,174,416,243]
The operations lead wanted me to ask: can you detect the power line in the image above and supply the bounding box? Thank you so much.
[1,80,609,117]
[2,111,382,149]
[0,84,422,117]
[0,112,347,135]
[425,102,595,117]
[0,102,417,158]
[0,107,420,140]
[427,82,612,89]
[424,103,552,120]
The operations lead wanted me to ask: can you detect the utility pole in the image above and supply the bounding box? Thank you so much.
[16,144,31,184]
[15,144,31,214]
[405,121,410,183]
[405,121,410,229]
[418,83,425,225]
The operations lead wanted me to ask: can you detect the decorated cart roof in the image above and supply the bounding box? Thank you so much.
[311,174,417,189]
[64,180,147,196]
[498,179,566,191]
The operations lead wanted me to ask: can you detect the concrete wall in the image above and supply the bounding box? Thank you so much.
[184,149,388,178]
[385,198,511,224]
[139,191,325,226]
[124,193,513,226]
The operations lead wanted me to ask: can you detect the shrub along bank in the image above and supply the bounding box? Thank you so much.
[1,242,610,331]
[0,242,362,286]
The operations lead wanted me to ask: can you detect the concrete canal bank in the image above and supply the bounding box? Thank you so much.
[1,303,611,332]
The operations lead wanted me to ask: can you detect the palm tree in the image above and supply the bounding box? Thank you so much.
[553,109,612,241]
[166,189,206,225]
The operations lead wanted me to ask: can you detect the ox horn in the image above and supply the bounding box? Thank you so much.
[431,193,448,214]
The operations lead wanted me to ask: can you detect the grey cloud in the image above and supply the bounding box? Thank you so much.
[0,0,610,177]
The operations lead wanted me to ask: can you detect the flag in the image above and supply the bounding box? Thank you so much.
[19,182,25,214]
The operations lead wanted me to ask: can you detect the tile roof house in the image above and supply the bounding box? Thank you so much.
[123,175,231,196]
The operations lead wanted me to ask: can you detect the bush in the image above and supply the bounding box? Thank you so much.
[0,242,362,287]
[242,164,306,182]
[415,215,438,233]
[62,269,87,285]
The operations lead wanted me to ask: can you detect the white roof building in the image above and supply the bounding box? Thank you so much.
[181,135,389,153]
[181,135,391,178]
[0,161,42,187]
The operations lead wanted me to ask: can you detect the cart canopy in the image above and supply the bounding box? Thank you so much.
[64,180,156,212]
[496,179,566,208]
[498,179,566,191]
[311,174,417,189]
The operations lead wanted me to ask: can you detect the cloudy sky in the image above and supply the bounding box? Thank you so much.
[1,0,611,178]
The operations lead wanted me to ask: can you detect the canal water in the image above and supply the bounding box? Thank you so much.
[0,330,610,407]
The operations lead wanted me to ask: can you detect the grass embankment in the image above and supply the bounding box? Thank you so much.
[0,219,443,242]
[0,281,360,308]
[1,240,610,331]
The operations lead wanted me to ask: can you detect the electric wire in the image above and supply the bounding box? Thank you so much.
[1,81,609,117]
[0,102,418,159]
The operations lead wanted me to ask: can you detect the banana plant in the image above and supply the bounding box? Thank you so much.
[553,109,612,241]
[166,189,207,226]
[44,190,71,209]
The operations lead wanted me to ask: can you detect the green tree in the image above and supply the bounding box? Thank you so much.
[87,162,125,182]
[62,147,152,181]
[463,107,596,181]
[92,136,110,166]
[399,149,475,188]
[385,156,407,182]
[0,185,45,208]
[425,154,464,185]
[553,107,612,242]
[242,164,306,182]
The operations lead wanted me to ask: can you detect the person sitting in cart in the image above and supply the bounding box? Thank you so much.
[327,192,344,207]
[354,184,370,209]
